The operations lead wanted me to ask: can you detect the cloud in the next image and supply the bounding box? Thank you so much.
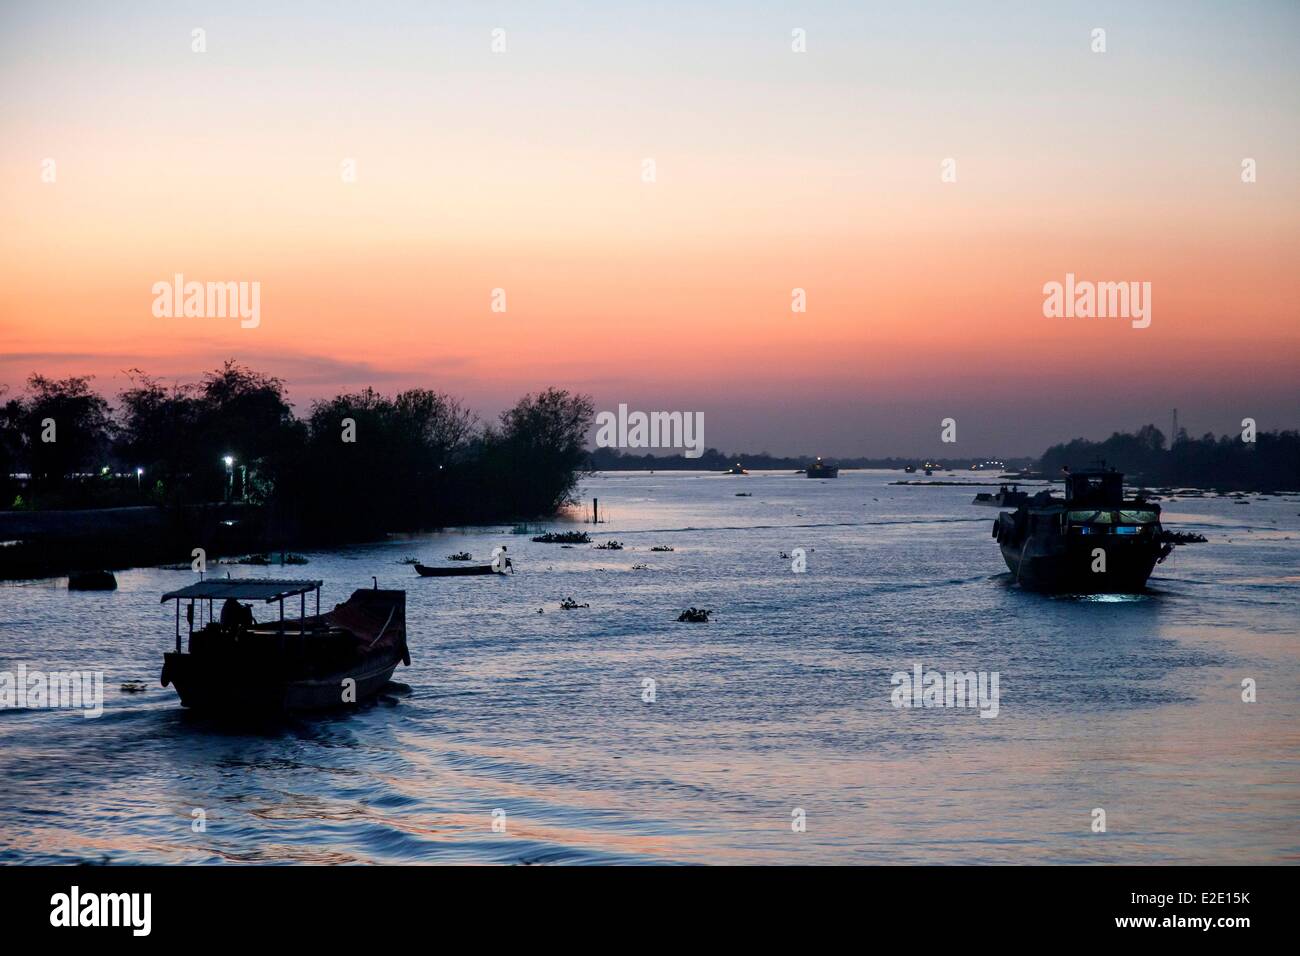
[0,349,469,394]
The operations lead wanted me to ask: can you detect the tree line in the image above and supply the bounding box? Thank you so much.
[590,426,1298,490]
[0,362,595,541]
[587,447,1037,471]
[1039,424,1300,490]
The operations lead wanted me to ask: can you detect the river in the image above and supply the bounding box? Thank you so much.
[1,470,1297,864]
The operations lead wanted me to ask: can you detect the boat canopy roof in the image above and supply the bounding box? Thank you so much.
[160,578,323,604]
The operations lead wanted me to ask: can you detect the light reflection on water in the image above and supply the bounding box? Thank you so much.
[1,472,1298,864]
[1070,593,1151,603]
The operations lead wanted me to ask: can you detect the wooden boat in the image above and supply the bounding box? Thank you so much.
[159,579,409,713]
[68,570,117,590]
[805,457,839,478]
[973,484,1029,507]
[992,466,1201,592]
[414,562,500,577]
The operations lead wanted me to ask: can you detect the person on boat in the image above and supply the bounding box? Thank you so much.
[220,598,254,629]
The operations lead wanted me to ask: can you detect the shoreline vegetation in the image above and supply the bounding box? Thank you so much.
[588,427,1300,492]
[1,366,1296,580]
[587,447,1039,472]
[0,363,593,579]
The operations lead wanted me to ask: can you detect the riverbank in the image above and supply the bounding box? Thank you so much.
[0,502,272,580]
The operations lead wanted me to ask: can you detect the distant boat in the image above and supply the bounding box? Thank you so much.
[160,579,410,713]
[973,484,1029,507]
[414,562,502,577]
[805,457,839,479]
[726,463,748,475]
[904,465,916,474]
[68,570,116,591]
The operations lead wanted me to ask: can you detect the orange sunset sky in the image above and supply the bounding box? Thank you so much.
[2,1,1297,456]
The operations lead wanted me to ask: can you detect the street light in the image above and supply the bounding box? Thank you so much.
[223,455,235,502]
[136,466,144,490]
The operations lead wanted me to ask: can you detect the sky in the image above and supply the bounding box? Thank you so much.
[1,1,1297,457]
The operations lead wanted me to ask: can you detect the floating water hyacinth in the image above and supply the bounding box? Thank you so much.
[532,531,591,544]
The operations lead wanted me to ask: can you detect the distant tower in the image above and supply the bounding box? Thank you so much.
[1171,408,1178,445]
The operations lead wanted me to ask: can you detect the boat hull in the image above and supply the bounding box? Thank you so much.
[1000,536,1161,593]
[975,494,1029,507]
[162,647,401,713]
[414,562,498,577]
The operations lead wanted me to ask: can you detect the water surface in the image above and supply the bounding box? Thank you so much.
[2,471,1297,864]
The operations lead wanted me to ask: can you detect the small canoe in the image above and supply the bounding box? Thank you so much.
[414,562,498,577]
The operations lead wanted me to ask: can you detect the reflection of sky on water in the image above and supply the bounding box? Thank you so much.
[1,472,1297,863]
